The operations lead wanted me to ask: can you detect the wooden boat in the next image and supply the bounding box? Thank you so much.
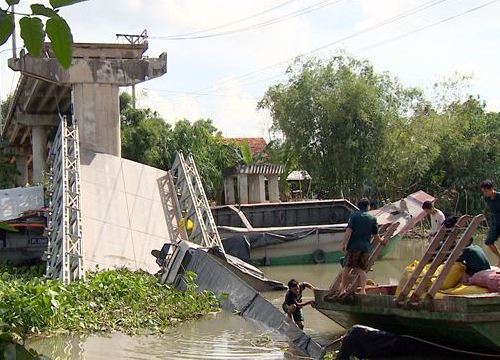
[211,191,433,266]
[314,287,500,354]
[370,190,435,258]
[314,214,500,354]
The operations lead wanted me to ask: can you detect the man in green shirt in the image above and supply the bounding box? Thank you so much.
[481,180,500,266]
[338,198,386,295]
[457,239,491,276]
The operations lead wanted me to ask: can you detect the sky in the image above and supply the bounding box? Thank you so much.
[1,0,499,138]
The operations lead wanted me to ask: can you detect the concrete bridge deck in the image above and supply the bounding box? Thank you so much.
[1,42,167,186]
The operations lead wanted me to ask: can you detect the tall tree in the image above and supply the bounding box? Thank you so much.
[259,54,419,198]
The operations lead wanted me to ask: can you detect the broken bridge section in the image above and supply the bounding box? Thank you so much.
[2,42,167,186]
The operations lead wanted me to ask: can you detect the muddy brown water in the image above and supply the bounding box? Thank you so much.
[27,237,495,359]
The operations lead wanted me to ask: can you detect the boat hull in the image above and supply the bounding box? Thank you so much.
[314,289,500,354]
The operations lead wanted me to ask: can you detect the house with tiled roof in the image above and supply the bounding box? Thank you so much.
[222,137,282,204]
[224,137,267,157]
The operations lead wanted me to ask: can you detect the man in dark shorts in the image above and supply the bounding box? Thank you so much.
[338,198,386,295]
[282,279,316,330]
[481,180,500,266]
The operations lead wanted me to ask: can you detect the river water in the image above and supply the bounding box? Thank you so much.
[27,237,494,359]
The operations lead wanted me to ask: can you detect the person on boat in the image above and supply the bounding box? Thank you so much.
[422,200,445,241]
[282,279,316,330]
[481,180,500,266]
[457,238,491,277]
[338,198,387,296]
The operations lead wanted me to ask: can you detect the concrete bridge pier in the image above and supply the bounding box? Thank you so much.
[72,83,120,156]
[31,125,48,184]
[6,43,167,160]
[15,155,29,186]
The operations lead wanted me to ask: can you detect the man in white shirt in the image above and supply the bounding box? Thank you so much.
[422,200,445,241]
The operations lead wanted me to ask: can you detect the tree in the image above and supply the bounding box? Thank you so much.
[120,92,174,170]
[171,119,240,200]
[0,0,87,68]
[119,93,240,201]
[259,54,420,198]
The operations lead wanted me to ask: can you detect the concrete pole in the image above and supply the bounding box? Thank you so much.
[15,155,28,186]
[72,83,121,156]
[31,125,47,184]
[248,175,266,203]
[224,176,236,205]
[256,175,266,203]
[238,174,248,204]
[268,175,280,203]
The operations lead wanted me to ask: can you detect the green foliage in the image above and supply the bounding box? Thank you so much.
[30,4,58,18]
[0,10,14,45]
[260,53,500,214]
[259,54,416,197]
[0,266,220,337]
[240,141,253,165]
[19,17,44,57]
[45,16,72,68]
[0,0,86,68]
[171,119,240,199]
[49,0,86,9]
[119,92,240,201]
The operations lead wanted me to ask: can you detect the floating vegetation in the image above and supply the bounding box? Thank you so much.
[0,266,220,337]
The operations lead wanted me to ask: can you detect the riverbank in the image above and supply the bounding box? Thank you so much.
[0,265,220,337]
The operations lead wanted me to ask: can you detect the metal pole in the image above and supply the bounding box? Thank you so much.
[11,5,16,60]
[131,84,136,109]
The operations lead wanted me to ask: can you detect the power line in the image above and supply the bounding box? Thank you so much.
[197,0,449,91]
[357,0,500,53]
[150,0,344,40]
[158,0,298,39]
[141,87,258,100]
[216,0,499,93]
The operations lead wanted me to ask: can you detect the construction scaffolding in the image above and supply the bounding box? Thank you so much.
[46,108,84,284]
[169,152,225,252]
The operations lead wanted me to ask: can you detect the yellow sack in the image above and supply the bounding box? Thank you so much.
[395,260,419,296]
[439,262,465,290]
[439,284,489,296]
[395,261,466,296]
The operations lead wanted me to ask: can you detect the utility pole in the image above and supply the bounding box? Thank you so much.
[115,30,148,109]
[11,5,16,60]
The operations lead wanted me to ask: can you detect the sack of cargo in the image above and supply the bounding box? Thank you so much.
[395,261,465,296]
[469,267,496,288]
[439,262,465,290]
[440,284,489,296]
[486,269,500,292]
[395,260,419,296]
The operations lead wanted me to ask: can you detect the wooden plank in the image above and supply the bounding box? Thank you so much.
[326,222,397,295]
[409,216,472,302]
[396,215,471,303]
[426,214,486,299]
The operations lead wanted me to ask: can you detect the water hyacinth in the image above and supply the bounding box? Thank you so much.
[0,265,220,336]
